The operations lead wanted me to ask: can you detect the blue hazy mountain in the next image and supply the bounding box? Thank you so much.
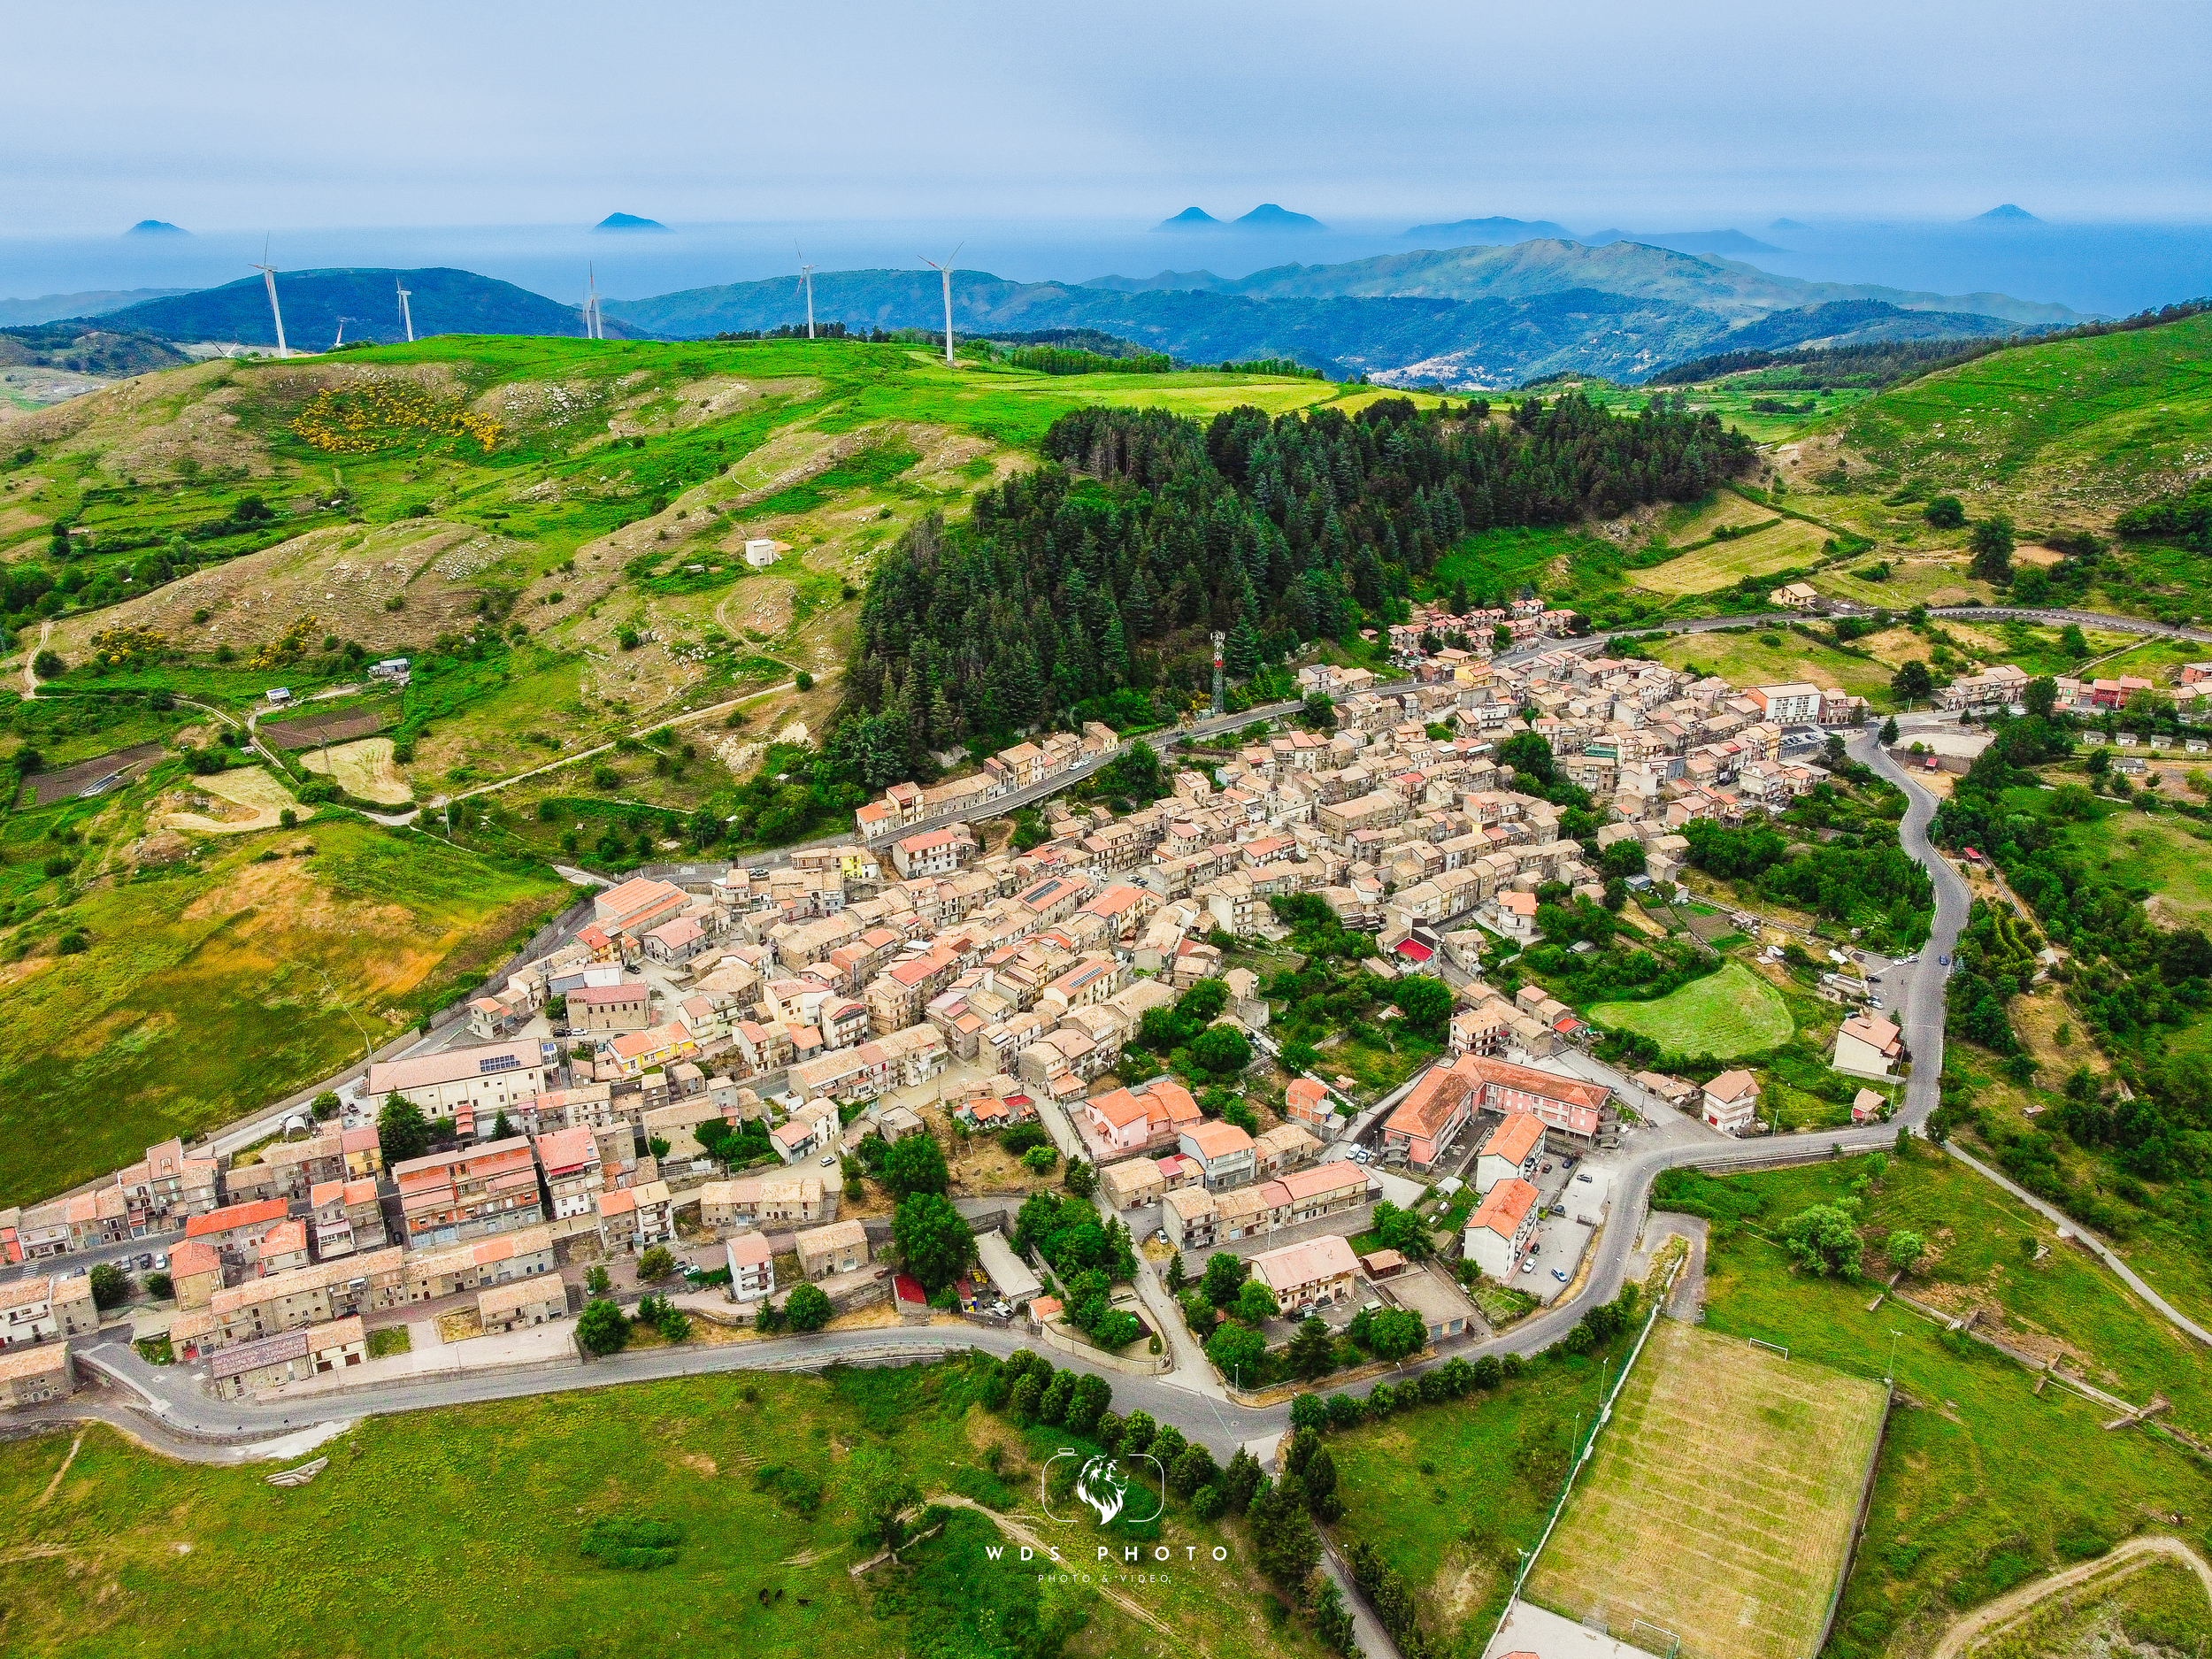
[86,267,649,346]
[0,288,193,326]
[1233,204,1326,232]
[1154,208,1221,232]
[124,220,188,237]
[1583,228,1789,257]
[595,213,670,233]
[1402,217,1575,246]
[605,241,2061,386]
[1769,219,1810,232]
[1972,204,2042,224]
[1083,269,1231,293]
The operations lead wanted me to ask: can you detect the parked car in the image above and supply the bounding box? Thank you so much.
[135,1253,152,1270]
[1521,1259,1537,1274]
[1552,1268,1569,1282]
[152,1252,166,1271]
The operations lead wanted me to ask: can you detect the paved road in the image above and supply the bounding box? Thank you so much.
[1850,725,1973,1119]
[1946,1142,2212,1348]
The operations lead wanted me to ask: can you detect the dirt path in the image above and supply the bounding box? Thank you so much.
[20,617,50,699]
[926,1492,1196,1652]
[446,680,795,804]
[1929,1535,2212,1659]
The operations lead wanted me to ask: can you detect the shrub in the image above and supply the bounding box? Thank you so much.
[580,1516,683,1570]
[88,1263,132,1309]
[636,1246,676,1281]
[577,1298,628,1355]
[785,1282,833,1332]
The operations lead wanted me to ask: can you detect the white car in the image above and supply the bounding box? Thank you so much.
[1521,1258,1537,1274]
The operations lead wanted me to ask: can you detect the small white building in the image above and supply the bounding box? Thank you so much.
[726,1232,776,1302]
[1832,1014,1902,1079]
[1702,1069,1762,1136]
[1464,1177,1540,1279]
[744,539,780,568]
[1474,1111,1545,1194]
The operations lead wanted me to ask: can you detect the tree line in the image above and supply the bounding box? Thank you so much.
[830,393,1752,787]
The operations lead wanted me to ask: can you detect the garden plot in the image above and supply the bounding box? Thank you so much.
[1524,1318,1888,1659]
[299,737,411,804]
[157,764,299,833]
[1587,963,1792,1059]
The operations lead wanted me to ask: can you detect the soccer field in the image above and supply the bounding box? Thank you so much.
[1587,962,1793,1060]
[1524,1319,1889,1659]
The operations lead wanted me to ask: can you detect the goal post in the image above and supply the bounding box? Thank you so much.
[1748,1337,1790,1359]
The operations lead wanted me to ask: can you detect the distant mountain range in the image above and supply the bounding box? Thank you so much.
[0,288,192,327]
[596,213,669,233]
[1973,204,2042,224]
[606,239,2083,386]
[79,267,650,348]
[1154,204,1328,233]
[125,219,188,236]
[1396,220,1786,257]
[30,235,2089,389]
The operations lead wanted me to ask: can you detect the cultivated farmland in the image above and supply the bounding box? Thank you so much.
[1524,1318,1889,1659]
[1588,961,1793,1058]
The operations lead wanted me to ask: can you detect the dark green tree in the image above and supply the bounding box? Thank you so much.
[378,1092,432,1164]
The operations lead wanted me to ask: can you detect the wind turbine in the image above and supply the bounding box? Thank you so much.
[330,317,355,349]
[582,265,603,340]
[252,238,289,358]
[795,244,817,340]
[919,242,962,368]
[395,278,415,342]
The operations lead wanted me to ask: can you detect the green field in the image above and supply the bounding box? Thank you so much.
[0,1359,1308,1659]
[0,816,565,1202]
[1538,377,1878,445]
[1327,1145,2212,1659]
[2068,810,2212,933]
[1589,962,1793,1059]
[1629,515,1834,595]
[1650,626,1896,702]
[1678,1148,2212,1659]
[1330,1341,1623,1644]
[1525,1319,1888,1659]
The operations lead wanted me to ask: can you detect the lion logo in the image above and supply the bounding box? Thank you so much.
[1042,1448,1165,1526]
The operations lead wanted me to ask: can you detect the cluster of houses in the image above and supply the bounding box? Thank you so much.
[853,724,1124,841]
[1936,659,2212,719]
[1379,595,1581,670]
[0,628,1953,1409]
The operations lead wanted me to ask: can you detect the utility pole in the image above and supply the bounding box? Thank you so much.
[1210,631,1225,716]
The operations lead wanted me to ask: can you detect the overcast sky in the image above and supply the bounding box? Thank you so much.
[5,0,2208,230]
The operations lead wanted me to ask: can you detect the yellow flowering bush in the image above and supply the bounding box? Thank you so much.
[88,626,167,667]
[250,615,321,670]
[292,382,502,455]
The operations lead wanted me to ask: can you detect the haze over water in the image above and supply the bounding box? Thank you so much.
[4,216,2208,328]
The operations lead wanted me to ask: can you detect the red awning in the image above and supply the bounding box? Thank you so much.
[1394,939,1434,963]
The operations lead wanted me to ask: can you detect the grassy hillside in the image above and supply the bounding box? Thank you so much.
[1727,311,2212,621]
[0,811,564,1201]
[0,1358,1310,1659]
